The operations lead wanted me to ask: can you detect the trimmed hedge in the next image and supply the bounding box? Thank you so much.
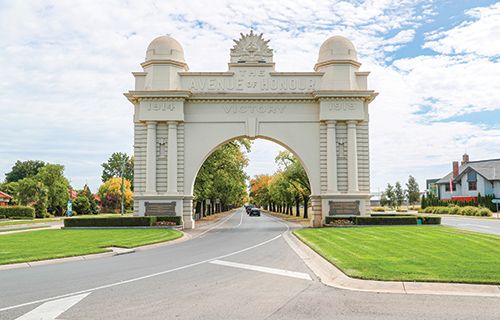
[355,216,418,225]
[325,215,441,226]
[0,206,35,219]
[64,216,156,227]
[419,216,441,225]
[156,216,182,225]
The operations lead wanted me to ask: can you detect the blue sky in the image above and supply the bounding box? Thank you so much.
[0,0,499,193]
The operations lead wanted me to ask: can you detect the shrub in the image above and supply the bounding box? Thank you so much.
[73,196,92,215]
[354,216,417,225]
[0,206,35,219]
[448,206,460,215]
[459,206,478,216]
[64,216,156,227]
[325,216,354,225]
[371,207,386,212]
[395,208,408,212]
[477,208,492,217]
[0,215,5,219]
[419,216,441,225]
[155,216,183,226]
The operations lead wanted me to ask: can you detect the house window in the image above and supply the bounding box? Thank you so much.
[445,183,456,192]
[468,181,477,191]
[467,171,477,191]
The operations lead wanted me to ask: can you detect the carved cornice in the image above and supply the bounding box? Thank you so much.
[313,90,378,102]
[314,59,362,70]
[141,59,188,70]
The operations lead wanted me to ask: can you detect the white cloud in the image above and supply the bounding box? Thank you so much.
[423,2,500,56]
[0,0,498,194]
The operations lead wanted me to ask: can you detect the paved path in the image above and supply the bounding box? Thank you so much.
[0,209,499,319]
[441,216,500,235]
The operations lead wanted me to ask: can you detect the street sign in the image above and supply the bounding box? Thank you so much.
[67,200,73,217]
[492,199,500,204]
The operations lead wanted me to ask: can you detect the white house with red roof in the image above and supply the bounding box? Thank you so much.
[0,191,12,206]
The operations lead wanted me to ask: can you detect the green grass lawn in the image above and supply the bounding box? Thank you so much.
[0,229,182,265]
[294,226,500,284]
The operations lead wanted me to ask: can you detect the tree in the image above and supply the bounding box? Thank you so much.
[101,153,134,190]
[78,184,99,214]
[5,160,46,183]
[16,178,48,217]
[394,182,405,208]
[384,184,395,208]
[275,151,311,218]
[35,164,70,215]
[73,195,92,215]
[405,175,420,206]
[379,192,388,207]
[194,140,250,216]
[98,177,133,212]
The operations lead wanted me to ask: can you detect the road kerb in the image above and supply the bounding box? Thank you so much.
[283,230,500,298]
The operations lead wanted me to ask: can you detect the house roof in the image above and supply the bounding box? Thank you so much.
[437,158,500,184]
[0,191,12,199]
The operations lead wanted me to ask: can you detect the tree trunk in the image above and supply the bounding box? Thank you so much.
[303,195,309,219]
[295,197,301,217]
[202,199,206,217]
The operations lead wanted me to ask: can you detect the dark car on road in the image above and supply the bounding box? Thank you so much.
[249,208,261,217]
[245,204,255,214]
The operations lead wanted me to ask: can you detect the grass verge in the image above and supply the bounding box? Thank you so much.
[0,229,182,265]
[294,226,500,284]
[0,226,47,233]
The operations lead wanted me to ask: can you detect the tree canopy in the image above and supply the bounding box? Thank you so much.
[5,160,46,183]
[101,153,134,190]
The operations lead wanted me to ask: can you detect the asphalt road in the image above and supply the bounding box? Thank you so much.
[442,215,500,235]
[0,208,499,320]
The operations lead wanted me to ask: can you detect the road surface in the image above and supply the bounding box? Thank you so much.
[442,216,500,235]
[0,208,499,319]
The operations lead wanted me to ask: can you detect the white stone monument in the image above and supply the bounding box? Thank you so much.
[125,31,377,228]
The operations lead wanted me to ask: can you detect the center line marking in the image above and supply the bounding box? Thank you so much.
[210,259,312,281]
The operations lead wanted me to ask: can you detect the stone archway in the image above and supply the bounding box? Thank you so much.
[125,31,377,229]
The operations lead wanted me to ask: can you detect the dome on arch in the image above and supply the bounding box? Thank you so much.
[317,35,358,63]
[145,35,185,62]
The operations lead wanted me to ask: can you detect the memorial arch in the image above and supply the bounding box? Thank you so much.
[125,31,377,229]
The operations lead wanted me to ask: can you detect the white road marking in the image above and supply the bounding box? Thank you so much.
[210,259,312,281]
[0,232,284,313]
[15,293,90,320]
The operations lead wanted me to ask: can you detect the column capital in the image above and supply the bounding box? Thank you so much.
[325,120,337,127]
[346,120,358,126]
[145,121,157,126]
[167,120,179,126]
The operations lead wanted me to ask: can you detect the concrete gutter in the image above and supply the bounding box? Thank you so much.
[283,231,500,298]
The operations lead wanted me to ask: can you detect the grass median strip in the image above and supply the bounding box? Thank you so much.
[294,226,500,284]
[0,229,183,265]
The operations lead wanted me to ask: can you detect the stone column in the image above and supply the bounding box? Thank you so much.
[183,196,195,229]
[167,121,178,194]
[310,195,323,227]
[145,121,157,194]
[326,120,338,193]
[347,120,359,192]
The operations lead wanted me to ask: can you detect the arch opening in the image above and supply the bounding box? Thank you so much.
[190,136,315,225]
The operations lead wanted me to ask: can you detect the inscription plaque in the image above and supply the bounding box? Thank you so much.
[329,201,360,215]
[145,202,176,216]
